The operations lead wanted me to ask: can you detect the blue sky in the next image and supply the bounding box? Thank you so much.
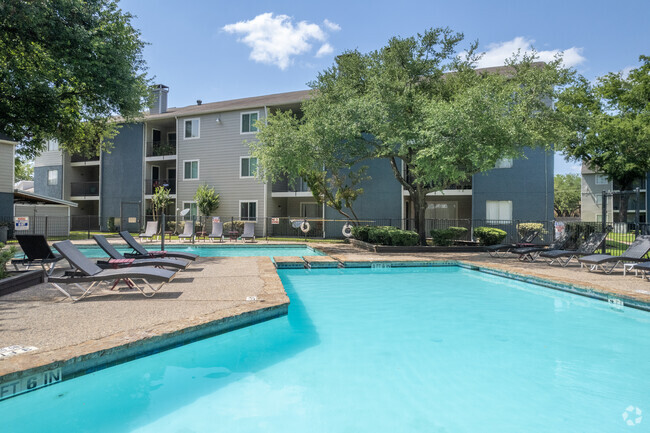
[120,0,649,175]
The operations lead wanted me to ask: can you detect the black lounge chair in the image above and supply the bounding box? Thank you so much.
[50,240,177,301]
[93,235,190,270]
[510,231,570,262]
[539,232,608,267]
[578,235,650,274]
[11,234,64,275]
[486,231,539,257]
[242,222,256,243]
[178,221,195,243]
[119,231,198,261]
[208,221,224,243]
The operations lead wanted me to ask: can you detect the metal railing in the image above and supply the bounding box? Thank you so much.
[271,178,311,193]
[145,178,176,195]
[70,182,99,196]
[145,141,176,157]
[70,153,99,163]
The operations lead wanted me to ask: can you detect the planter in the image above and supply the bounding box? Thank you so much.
[0,270,45,297]
[350,239,486,253]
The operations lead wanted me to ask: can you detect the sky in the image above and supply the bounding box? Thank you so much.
[119,0,649,175]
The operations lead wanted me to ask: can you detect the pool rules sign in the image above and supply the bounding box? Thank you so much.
[14,216,29,231]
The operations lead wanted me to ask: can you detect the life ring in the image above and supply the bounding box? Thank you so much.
[300,221,311,233]
[342,223,353,238]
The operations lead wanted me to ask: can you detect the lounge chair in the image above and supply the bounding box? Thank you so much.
[139,221,158,242]
[208,221,224,243]
[242,222,256,243]
[93,235,190,270]
[510,231,570,262]
[178,221,195,243]
[539,232,608,267]
[578,235,650,274]
[119,231,198,261]
[485,231,539,257]
[11,234,64,275]
[49,240,177,301]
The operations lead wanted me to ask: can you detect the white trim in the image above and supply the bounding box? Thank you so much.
[240,111,260,135]
[239,156,258,179]
[238,200,258,221]
[183,118,200,140]
[182,160,199,180]
[271,191,313,198]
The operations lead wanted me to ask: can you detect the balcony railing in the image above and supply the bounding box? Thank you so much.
[146,141,176,158]
[145,178,176,195]
[71,181,99,196]
[272,177,311,193]
[70,153,99,163]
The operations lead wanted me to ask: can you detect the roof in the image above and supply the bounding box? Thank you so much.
[13,189,78,207]
[145,89,313,121]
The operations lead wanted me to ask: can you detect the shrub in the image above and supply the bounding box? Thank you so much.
[107,217,116,232]
[388,228,419,246]
[0,242,17,280]
[368,226,393,245]
[354,226,419,246]
[474,227,507,245]
[516,222,546,241]
[224,220,245,234]
[430,226,468,246]
[351,225,371,242]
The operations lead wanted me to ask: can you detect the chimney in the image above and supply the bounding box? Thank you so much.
[197,99,202,105]
[150,84,169,114]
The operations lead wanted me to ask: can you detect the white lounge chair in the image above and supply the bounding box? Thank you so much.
[178,221,195,243]
[139,221,158,242]
[209,221,224,243]
[242,222,256,243]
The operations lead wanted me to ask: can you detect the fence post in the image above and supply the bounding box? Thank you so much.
[635,187,641,238]
[44,216,48,238]
[601,191,608,254]
[161,213,166,251]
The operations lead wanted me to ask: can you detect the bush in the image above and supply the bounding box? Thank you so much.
[474,227,507,245]
[351,225,371,242]
[368,226,393,245]
[224,220,245,234]
[430,226,468,246]
[388,228,419,246]
[354,225,418,246]
[107,217,116,232]
[516,222,546,241]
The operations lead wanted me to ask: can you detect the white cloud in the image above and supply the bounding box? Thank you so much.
[473,37,586,69]
[620,65,635,78]
[223,13,339,70]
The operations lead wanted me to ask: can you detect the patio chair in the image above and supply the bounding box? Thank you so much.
[93,235,190,270]
[539,231,608,267]
[510,231,570,262]
[119,231,198,261]
[49,240,177,301]
[139,221,158,242]
[578,235,650,274]
[178,221,195,243]
[11,234,64,275]
[485,231,539,257]
[208,221,224,243]
[241,222,256,243]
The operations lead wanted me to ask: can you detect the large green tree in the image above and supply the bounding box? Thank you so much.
[254,28,575,244]
[0,0,151,159]
[554,174,581,217]
[556,55,650,222]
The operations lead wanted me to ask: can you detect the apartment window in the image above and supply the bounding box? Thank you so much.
[46,140,58,152]
[240,157,258,178]
[486,200,512,221]
[494,158,513,169]
[183,160,199,180]
[184,119,199,139]
[595,174,608,185]
[183,202,198,218]
[241,112,259,134]
[47,169,58,185]
[240,201,257,221]
[596,195,603,206]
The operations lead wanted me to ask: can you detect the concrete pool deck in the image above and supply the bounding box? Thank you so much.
[3,240,650,398]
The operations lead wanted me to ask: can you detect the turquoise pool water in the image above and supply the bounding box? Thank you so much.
[71,244,324,258]
[2,266,650,432]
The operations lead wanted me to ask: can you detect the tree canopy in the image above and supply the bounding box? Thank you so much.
[0,0,151,159]
[554,174,581,217]
[254,28,576,244]
[556,55,650,222]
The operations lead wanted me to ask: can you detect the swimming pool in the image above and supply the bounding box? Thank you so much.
[2,266,649,432]
[71,244,325,258]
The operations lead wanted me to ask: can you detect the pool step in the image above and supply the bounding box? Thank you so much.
[273,257,307,269]
[303,256,340,269]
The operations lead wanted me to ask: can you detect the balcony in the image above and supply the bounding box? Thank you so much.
[146,141,176,159]
[145,178,176,195]
[71,181,99,198]
[272,178,312,197]
[70,153,100,166]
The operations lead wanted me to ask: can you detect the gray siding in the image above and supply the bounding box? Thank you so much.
[34,149,62,167]
[34,165,63,199]
[472,147,554,221]
[100,123,144,230]
[0,142,14,193]
[176,109,266,235]
[0,192,13,218]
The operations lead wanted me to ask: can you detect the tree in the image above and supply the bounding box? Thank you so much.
[194,184,220,231]
[556,55,650,223]
[254,28,575,244]
[554,174,581,217]
[151,186,171,222]
[14,157,33,181]
[0,0,151,160]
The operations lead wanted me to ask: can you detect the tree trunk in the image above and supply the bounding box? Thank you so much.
[619,188,629,224]
[412,188,428,245]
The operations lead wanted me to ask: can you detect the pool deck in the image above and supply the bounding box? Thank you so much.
[3,239,650,398]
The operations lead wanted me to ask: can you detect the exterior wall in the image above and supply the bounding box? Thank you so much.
[100,123,144,231]
[176,109,267,235]
[0,192,13,219]
[581,172,613,222]
[471,147,554,222]
[0,142,14,194]
[34,166,63,199]
[14,204,70,237]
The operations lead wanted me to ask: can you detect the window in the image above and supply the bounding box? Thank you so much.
[494,158,513,169]
[183,202,198,218]
[486,200,512,221]
[241,112,259,133]
[46,140,58,152]
[183,160,199,180]
[240,201,257,221]
[595,174,608,185]
[240,157,258,178]
[184,119,199,139]
[596,195,603,206]
[47,169,58,185]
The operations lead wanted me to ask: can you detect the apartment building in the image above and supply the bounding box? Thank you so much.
[33,86,554,236]
[0,134,16,219]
